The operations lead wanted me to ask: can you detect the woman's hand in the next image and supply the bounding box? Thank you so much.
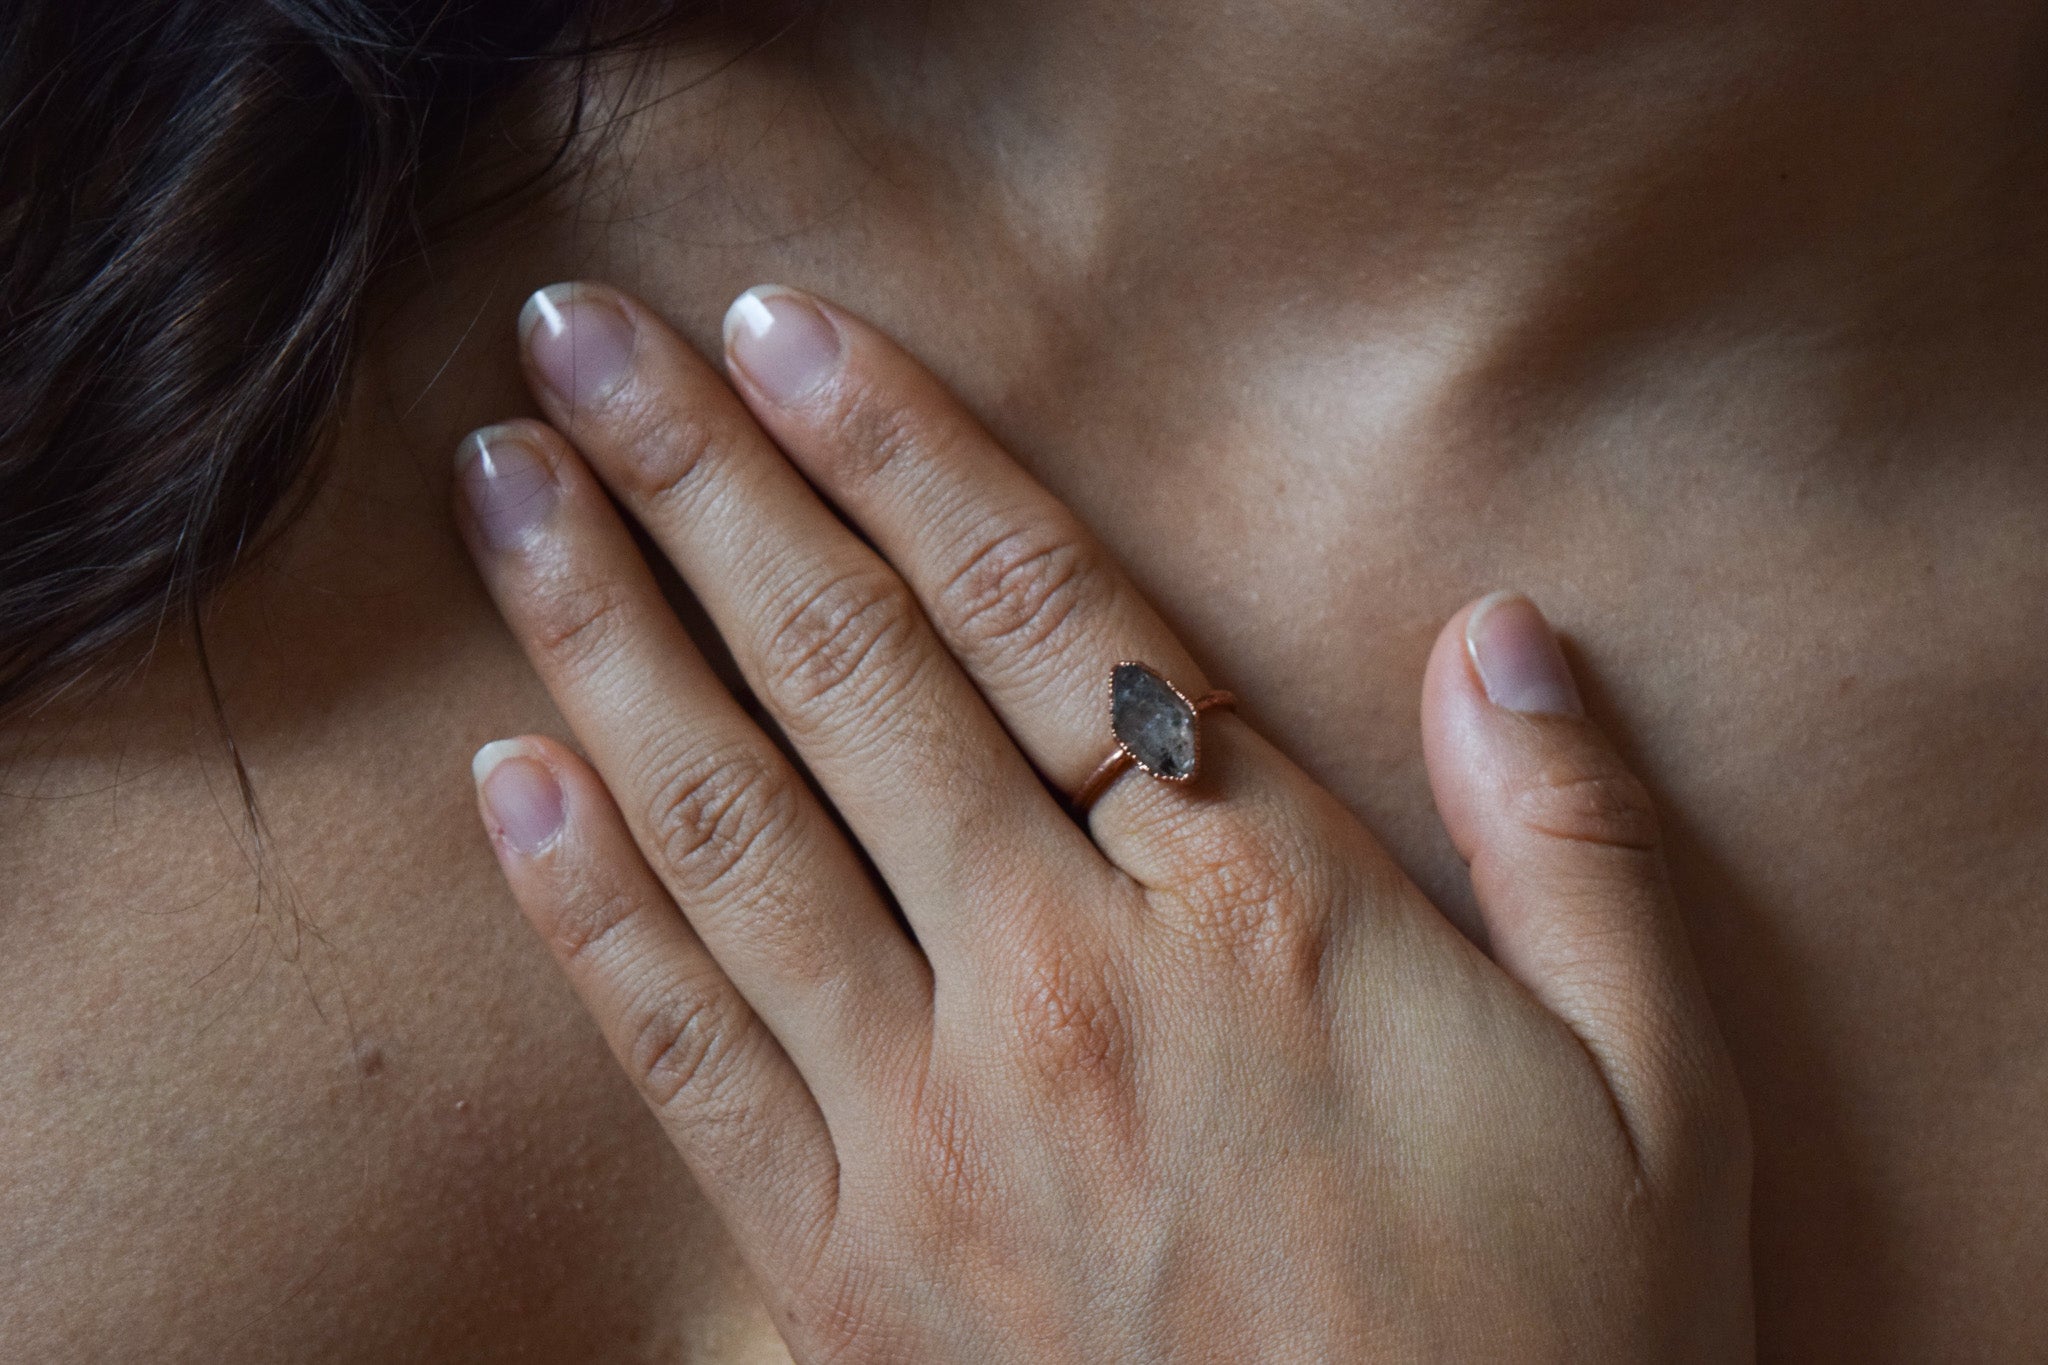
[456,281,1753,1361]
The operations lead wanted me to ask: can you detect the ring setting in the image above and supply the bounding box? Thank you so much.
[1072,662,1236,814]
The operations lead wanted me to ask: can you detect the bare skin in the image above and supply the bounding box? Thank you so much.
[3,2,2045,1360]
[451,278,1751,1360]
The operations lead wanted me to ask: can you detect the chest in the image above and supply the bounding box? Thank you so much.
[5,292,2045,1361]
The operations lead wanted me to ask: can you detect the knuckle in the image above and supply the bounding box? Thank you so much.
[817,375,930,481]
[936,525,1101,665]
[1159,813,1331,987]
[545,882,648,968]
[607,396,727,505]
[643,744,803,898]
[525,572,633,674]
[1509,748,1663,854]
[759,568,922,719]
[1006,941,1133,1103]
[626,983,752,1116]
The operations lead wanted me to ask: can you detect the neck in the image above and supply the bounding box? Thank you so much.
[385,1,2048,487]
[829,3,2041,309]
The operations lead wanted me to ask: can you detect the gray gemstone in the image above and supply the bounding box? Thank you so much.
[1110,662,1198,780]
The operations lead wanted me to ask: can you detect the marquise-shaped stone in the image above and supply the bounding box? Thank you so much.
[1110,662,1198,780]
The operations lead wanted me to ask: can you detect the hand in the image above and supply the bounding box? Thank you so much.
[456,281,1753,1361]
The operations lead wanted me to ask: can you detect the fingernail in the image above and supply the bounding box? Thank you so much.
[723,285,842,404]
[521,283,637,407]
[473,740,565,856]
[457,425,558,549]
[1466,591,1585,717]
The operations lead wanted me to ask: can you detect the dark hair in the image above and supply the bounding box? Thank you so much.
[0,0,743,715]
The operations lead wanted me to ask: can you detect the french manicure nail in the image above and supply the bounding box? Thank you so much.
[473,740,566,856]
[723,285,843,404]
[521,283,637,407]
[457,426,558,549]
[1466,591,1585,717]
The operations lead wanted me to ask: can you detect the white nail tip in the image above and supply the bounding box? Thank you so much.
[726,288,778,346]
[471,738,533,787]
[521,285,571,342]
[535,288,568,336]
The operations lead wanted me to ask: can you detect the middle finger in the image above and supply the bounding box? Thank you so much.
[718,286,1357,894]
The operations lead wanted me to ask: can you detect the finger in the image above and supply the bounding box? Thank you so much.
[715,284,1339,880]
[455,418,929,1110]
[516,283,1111,968]
[471,735,837,1285]
[1419,591,1747,1171]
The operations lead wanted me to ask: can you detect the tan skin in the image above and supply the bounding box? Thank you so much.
[2,1,2044,1359]
[453,275,1751,1362]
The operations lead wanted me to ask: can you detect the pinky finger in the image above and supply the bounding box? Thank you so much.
[472,735,839,1285]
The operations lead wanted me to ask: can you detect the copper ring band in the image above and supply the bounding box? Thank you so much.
[1071,674,1237,817]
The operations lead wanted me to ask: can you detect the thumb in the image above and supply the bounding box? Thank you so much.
[1420,591,1736,1165]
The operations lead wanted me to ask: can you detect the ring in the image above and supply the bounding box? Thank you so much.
[1071,661,1237,815]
